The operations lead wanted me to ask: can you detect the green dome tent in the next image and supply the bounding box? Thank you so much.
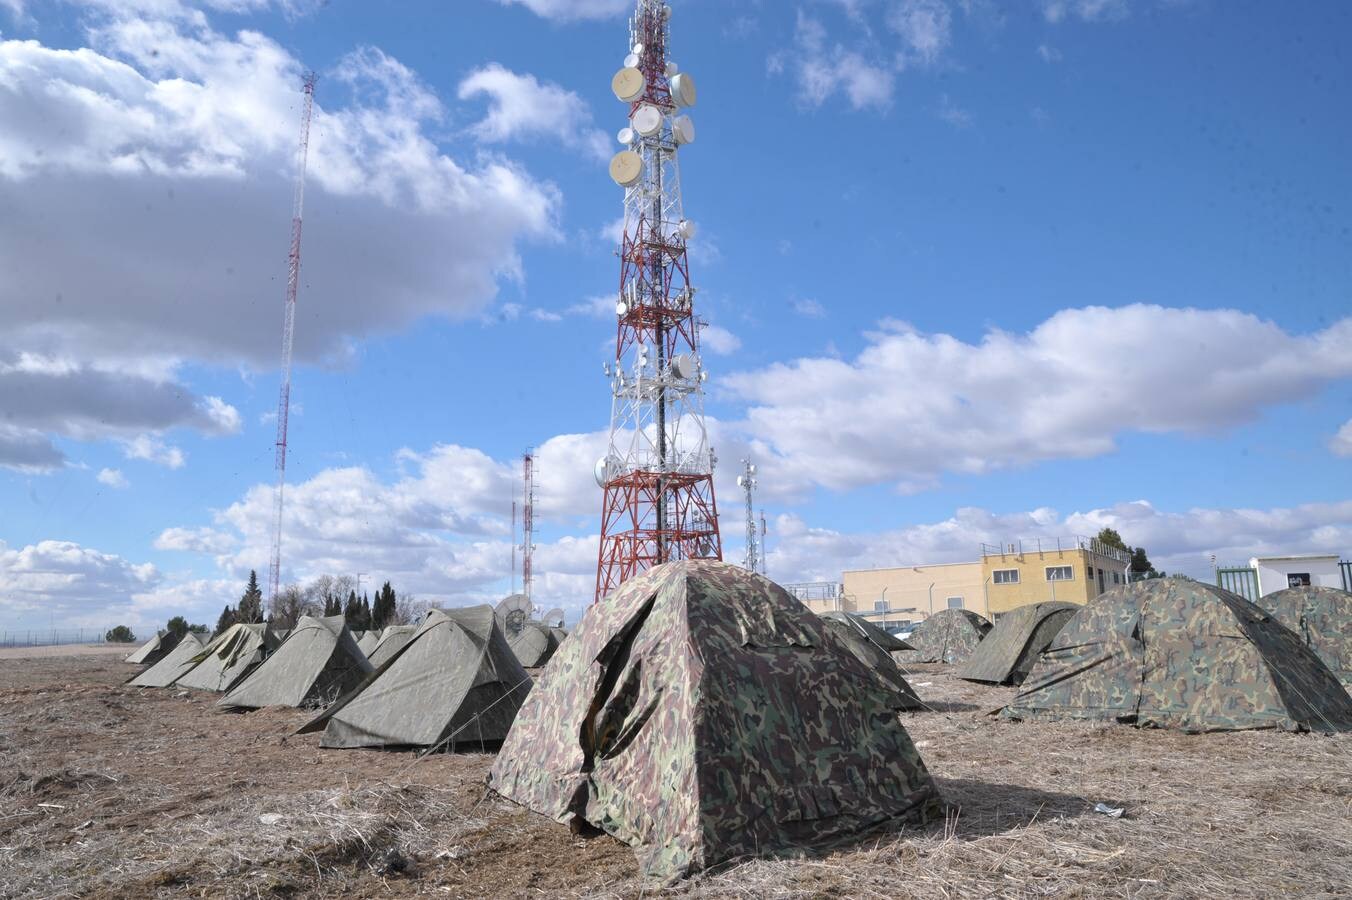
[298,606,531,750]
[959,602,1078,685]
[1002,578,1352,733]
[507,621,563,668]
[126,632,208,687]
[1256,585,1352,692]
[219,616,371,711]
[818,612,922,708]
[894,608,992,665]
[489,560,940,881]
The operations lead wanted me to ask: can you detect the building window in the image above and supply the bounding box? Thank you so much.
[1112,572,1121,585]
[992,569,1019,585]
[874,600,889,613]
[1287,573,1311,588]
[1087,565,1096,581]
[1046,566,1074,581]
[946,597,963,609]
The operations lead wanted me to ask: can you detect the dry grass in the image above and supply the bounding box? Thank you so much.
[1,657,1349,898]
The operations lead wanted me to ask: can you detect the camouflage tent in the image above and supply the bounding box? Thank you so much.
[1002,579,1352,733]
[958,602,1078,685]
[818,614,923,709]
[508,621,563,668]
[298,606,531,749]
[219,616,371,710]
[124,631,180,666]
[366,624,418,668]
[356,630,380,657]
[894,608,992,665]
[1256,586,1352,692]
[820,611,914,653]
[126,632,208,687]
[489,560,940,881]
[175,623,279,693]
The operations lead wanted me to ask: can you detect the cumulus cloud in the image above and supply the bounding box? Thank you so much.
[493,0,630,21]
[0,539,158,626]
[458,63,610,160]
[1331,419,1352,458]
[723,305,1352,494]
[887,0,953,67]
[783,11,895,111]
[1041,0,1130,23]
[97,467,129,488]
[154,525,236,553]
[700,324,742,356]
[121,435,187,469]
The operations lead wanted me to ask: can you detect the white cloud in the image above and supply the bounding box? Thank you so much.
[792,298,826,318]
[1042,0,1130,23]
[493,0,630,22]
[154,525,236,553]
[887,0,953,67]
[121,435,187,469]
[1331,419,1352,458]
[97,467,129,488]
[0,539,158,627]
[458,63,610,160]
[0,425,65,472]
[788,12,895,111]
[1037,43,1063,62]
[724,305,1352,494]
[701,324,742,356]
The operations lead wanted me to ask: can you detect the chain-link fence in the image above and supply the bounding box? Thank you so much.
[0,628,116,647]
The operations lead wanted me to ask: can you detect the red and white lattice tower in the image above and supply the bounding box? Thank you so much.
[267,72,317,607]
[594,1,721,603]
[521,449,536,602]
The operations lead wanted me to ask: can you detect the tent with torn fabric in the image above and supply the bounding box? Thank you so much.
[894,608,992,665]
[508,621,563,668]
[489,560,940,881]
[127,632,208,687]
[1256,585,1352,692]
[356,630,380,656]
[959,601,1078,685]
[820,611,913,653]
[124,631,180,666]
[818,614,923,708]
[298,606,532,749]
[175,623,279,693]
[366,624,417,668]
[1002,578,1352,733]
[219,615,372,710]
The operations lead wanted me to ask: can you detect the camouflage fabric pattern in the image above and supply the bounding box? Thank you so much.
[219,615,372,710]
[488,560,940,881]
[175,623,279,693]
[818,615,923,709]
[958,602,1078,685]
[893,608,992,665]
[1002,578,1352,733]
[820,611,914,653]
[1256,586,1352,693]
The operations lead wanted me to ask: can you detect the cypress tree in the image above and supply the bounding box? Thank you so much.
[214,605,237,636]
[237,570,264,624]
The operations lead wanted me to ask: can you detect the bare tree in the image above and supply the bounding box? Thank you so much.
[393,593,435,626]
[269,583,318,630]
[304,574,357,613]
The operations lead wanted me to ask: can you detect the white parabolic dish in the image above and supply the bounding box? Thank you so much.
[632,104,662,137]
[609,150,643,187]
[612,67,645,103]
[617,127,634,144]
[670,72,696,108]
[673,115,695,146]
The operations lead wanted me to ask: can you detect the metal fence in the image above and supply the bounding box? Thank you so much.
[0,628,116,648]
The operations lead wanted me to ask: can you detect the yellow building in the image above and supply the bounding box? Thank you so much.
[789,535,1130,631]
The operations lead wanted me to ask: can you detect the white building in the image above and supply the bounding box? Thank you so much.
[1249,554,1344,597]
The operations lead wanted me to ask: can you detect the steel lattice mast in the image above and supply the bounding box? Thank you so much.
[522,449,536,602]
[267,72,317,608]
[738,458,759,573]
[594,1,721,602]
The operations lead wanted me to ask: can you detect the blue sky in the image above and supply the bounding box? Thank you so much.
[1,0,1349,631]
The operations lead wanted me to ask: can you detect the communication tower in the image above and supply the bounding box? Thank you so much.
[522,449,536,602]
[737,459,760,573]
[267,72,316,607]
[594,0,721,602]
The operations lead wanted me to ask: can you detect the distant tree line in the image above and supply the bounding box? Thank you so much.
[208,570,421,635]
[1096,528,1165,580]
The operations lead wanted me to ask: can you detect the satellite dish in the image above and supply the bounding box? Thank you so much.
[677,219,696,240]
[666,62,678,77]
[632,42,644,55]
[495,594,532,638]
[669,72,697,108]
[671,353,694,380]
[624,53,640,68]
[609,150,643,188]
[594,455,610,488]
[615,299,628,316]
[543,608,565,629]
[617,126,634,144]
[632,104,662,137]
[736,475,745,487]
[612,67,645,103]
[672,115,695,147]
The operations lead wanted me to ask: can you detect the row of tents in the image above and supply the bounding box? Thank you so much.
[119,562,1352,881]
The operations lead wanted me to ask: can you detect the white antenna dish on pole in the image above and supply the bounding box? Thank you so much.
[677,219,696,240]
[609,150,643,187]
[543,608,565,629]
[594,455,611,488]
[672,115,695,146]
[669,72,697,108]
[495,593,532,637]
[612,67,645,103]
[617,126,634,144]
[671,354,694,380]
[632,104,662,137]
[666,62,678,77]
[624,53,640,68]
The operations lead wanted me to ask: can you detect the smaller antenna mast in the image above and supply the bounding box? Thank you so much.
[522,449,537,602]
[737,458,760,573]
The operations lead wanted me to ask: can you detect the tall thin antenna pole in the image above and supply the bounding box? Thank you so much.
[522,449,536,601]
[739,458,759,573]
[511,499,517,595]
[759,510,768,576]
[268,71,317,609]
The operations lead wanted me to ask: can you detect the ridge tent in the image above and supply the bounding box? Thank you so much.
[818,614,923,709]
[124,631,181,666]
[820,611,914,653]
[356,630,380,657]
[126,632,208,687]
[1255,585,1352,692]
[219,615,372,710]
[489,560,940,881]
[366,624,417,668]
[175,623,279,693]
[298,606,531,749]
[894,608,992,665]
[959,602,1078,685]
[508,621,563,668]
[1002,578,1352,733]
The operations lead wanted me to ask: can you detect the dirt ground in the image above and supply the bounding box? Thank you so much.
[2,657,1350,899]
[0,644,132,660]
